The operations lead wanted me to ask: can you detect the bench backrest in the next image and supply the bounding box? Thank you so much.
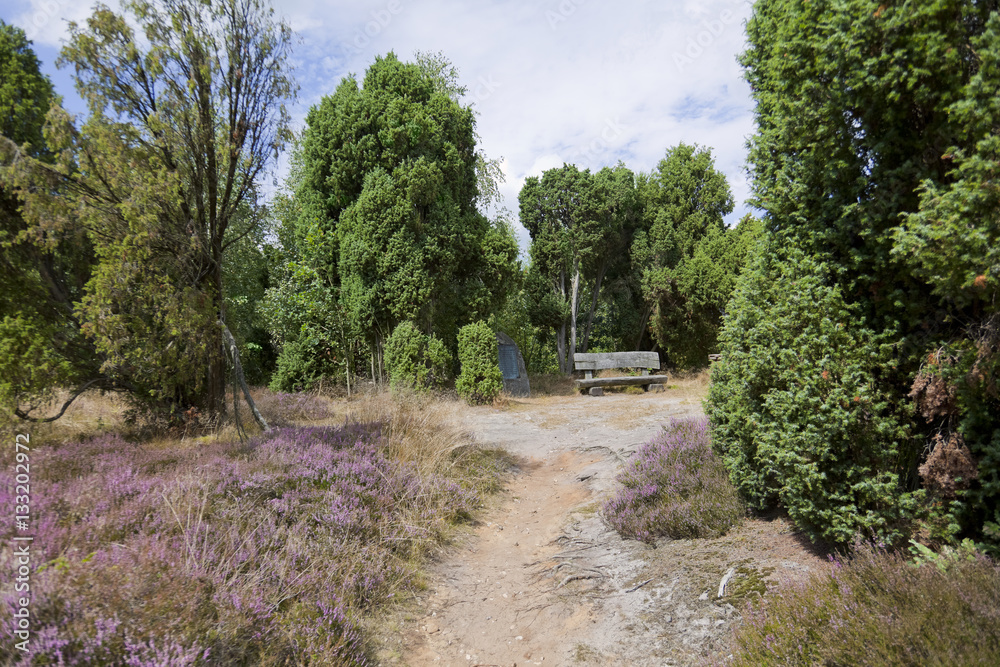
[573,351,659,371]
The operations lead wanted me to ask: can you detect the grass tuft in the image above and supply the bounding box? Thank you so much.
[725,541,1000,666]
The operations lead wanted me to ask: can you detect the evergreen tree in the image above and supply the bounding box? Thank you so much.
[287,53,516,378]
[0,21,98,422]
[632,143,737,367]
[3,0,295,422]
[710,0,1000,546]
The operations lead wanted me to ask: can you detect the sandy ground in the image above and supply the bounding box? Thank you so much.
[379,388,829,667]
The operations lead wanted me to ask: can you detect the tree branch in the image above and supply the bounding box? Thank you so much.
[15,378,104,423]
[221,321,269,431]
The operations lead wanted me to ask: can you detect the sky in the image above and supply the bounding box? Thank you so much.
[3,0,758,252]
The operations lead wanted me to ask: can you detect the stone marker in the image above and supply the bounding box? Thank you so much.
[496,331,530,397]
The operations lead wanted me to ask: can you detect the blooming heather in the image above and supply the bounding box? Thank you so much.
[726,542,1000,666]
[0,423,486,665]
[603,417,743,543]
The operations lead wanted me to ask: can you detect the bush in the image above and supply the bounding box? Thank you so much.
[384,321,451,391]
[456,321,503,405]
[728,541,1000,666]
[602,417,743,542]
[269,332,335,393]
[706,248,922,546]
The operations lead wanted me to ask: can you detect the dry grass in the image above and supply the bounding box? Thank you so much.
[1,388,130,447]
[329,390,467,470]
[528,373,576,396]
[723,542,1000,666]
[667,369,711,404]
[606,402,664,430]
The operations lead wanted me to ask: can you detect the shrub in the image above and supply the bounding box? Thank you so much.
[728,541,1000,666]
[455,321,503,405]
[269,331,339,393]
[384,321,452,391]
[706,248,922,546]
[602,417,744,542]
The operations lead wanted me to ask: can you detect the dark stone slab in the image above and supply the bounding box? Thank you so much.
[496,331,530,397]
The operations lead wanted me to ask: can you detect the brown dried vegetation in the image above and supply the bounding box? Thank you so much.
[908,371,956,423]
[918,432,979,498]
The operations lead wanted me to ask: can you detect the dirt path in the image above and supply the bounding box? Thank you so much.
[392,390,828,666]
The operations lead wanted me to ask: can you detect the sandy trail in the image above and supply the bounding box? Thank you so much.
[393,390,827,666]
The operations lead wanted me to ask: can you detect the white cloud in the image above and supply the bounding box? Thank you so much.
[11,0,97,47]
[1,0,759,243]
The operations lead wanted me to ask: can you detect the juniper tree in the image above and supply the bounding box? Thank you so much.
[709,0,1000,546]
[3,0,295,423]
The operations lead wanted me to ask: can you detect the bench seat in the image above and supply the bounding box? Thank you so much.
[573,351,663,394]
[575,375,660,389]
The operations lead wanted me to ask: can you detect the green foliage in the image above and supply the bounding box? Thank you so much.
[644,213,761,368]
[710,0,1000,549]
[3,0,295,418]
[384,321,452,390]
[489,265,562,375]
[890,12,1000,546]
[456,321,503,405]
[908,538,986,572]
[222,220,276,386]
[0,316,76,421]
[519,163,639,372]
[708,248,921,545]
[634,143,734,271]
[0,21,53,149]
[0,20,98,421]
[260,192,356,392]
[297,52,516,357]
[634,143,738,368]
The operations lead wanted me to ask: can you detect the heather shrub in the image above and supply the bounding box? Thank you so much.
[602,417,743,543]
[728,541,1000,666]
[384,321,452,391]
[456,321,503,405]
[0,421,500,665]
[707,249,922,546]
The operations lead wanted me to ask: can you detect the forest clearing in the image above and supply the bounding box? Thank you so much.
[3,0,1000,664]
[1,377,833,666]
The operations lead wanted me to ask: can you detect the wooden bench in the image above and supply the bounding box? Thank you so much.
[574,352,664,396]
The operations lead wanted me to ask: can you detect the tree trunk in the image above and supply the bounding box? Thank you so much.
[635,302,654,350]
[221,322,269,431]
[203,261,227,417]
[556,321,568,375]
[581,262,608,353]
[570,256,580,364]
